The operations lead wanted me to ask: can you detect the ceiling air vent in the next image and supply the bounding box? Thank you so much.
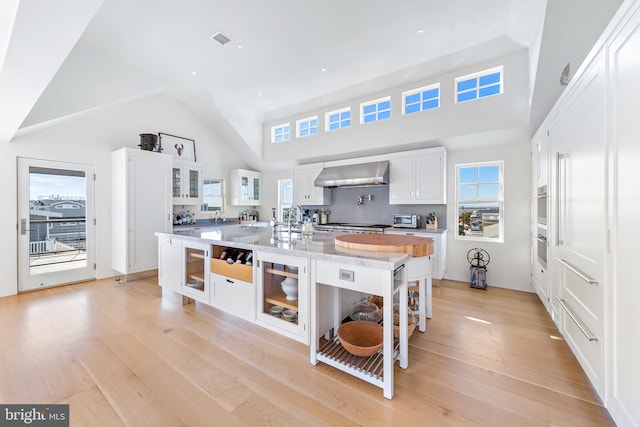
[211,32,231,46]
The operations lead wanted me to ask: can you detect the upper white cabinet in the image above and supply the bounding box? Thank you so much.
[112,148,172,274]
[293,164,331,205]
[230,169,262,206]
[389,147,446,204]
[171,160,203,205]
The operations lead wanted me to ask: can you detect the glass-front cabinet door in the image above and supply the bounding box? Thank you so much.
[252,174,260,203]
[172,166,183,199]
[256,251,308,344]
[181,241,210,303]
[188,168,200,199]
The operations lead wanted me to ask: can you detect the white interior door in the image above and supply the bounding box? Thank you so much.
[17,158,96,291]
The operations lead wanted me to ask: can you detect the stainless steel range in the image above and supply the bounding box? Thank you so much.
[314,222,391,234]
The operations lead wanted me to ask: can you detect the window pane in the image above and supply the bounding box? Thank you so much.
[479,72,500,86]
[422,99,439,110]
[275,128,282,136]
[479,84,501,98]
[300,129,308,136]
[406,93,420,104]
[342,119,351,127]
[459,184,478,201]
[364,113,376,123]
[329,114,339,123]
[310,119,318,127]
[329,122,339,130]
[423,88,439,99]
[363,104,376,114]
[457,79,477,92]
[310,127,318,135]
[379,100,391,111]
[479,165,500,182]
[457,91,477,103]
[300,122,309,130]
[378,110,391,120]
[405,103,420,114]
[478,183,499,200]
[340,111,350,120]
[459,167,478,183]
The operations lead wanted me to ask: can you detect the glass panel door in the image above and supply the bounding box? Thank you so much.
[17,158,95,291]
[189,169,199,198]
[172,167,182,198]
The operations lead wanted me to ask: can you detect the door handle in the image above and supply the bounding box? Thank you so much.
[20,218,29,235]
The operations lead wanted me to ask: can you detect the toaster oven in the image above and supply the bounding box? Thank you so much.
[392,214,419,228]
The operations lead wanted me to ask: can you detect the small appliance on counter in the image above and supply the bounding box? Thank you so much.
[392,214,419,228]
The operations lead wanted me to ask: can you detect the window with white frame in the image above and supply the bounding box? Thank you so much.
[296,116,318,137]
[325,107,351,131]
[403,84,440,115]
[456,161,504,242]
[271,123,290,143]
[455,66,503,103]
[278,179,293,222]
[202,178,225,212]
[360,97,391,124]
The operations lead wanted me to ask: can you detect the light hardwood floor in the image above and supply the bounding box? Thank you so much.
[0,277,614,426]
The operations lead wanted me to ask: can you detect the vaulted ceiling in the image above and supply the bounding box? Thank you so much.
[0,0,622,160]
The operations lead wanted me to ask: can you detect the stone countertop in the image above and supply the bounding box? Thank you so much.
[156,224,415,270]
[387,227,448,234]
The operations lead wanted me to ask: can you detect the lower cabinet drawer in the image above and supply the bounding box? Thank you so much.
[559,298,604,398]
[211,273,254,320]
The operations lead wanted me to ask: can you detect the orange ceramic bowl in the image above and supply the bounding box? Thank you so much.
[337,321,383,357]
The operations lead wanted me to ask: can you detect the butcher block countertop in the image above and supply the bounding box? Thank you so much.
[335,233,434,257]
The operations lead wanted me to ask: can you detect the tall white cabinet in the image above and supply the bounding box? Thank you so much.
[112,148,172,275]
[532,1,640,424]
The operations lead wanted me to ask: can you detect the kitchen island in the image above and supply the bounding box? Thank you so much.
[156,224,433,399]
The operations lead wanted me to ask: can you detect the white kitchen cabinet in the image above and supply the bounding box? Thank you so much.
[550,48,607,398]
[157,237,210,303]
[389,147,446,204]
[158,236,182,293]
[607,3,640,424]
[112,148,172,275]
[293,164,331,205]
[210,273,254,322]
[230,169,262,206]
[385,229,447,280]
[255,251,309,344]
[181,241,210,303]
[171,160,203,205]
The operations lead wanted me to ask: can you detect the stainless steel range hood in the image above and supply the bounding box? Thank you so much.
[314,160,389,188]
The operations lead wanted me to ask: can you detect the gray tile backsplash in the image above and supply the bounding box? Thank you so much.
[301,186,447,228]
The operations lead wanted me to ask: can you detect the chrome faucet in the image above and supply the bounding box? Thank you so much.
[288,205,303,233]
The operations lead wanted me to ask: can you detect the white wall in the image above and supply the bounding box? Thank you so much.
[446,143,533,292]
[1,93,250,297]
[263,50,529,163]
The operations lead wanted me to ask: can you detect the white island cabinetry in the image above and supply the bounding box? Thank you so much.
[385,229,447,280]
[255,251,309,344]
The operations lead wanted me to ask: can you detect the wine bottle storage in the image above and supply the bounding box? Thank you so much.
[210,245,253,283]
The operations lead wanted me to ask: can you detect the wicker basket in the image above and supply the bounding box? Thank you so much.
[393,304,416,340]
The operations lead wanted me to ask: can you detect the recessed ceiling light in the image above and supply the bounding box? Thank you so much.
[191,71,197,76]
[211,32,231,46]
[237,44,243,49]
[257,92,263,97]
[415,28,424,36]
[321,67,327,72]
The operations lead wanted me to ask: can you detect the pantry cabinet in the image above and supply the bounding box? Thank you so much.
[171,160,203,205]
[112,148,172,275]
[533,1,640,423]
[293,164,331,205]
[389,147,446,204]
[230,169,262,206]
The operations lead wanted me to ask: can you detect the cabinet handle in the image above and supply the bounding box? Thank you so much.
[556,297,598,342]
[556,152,565,246]
[226,279,234,284]
[556,258,598,284]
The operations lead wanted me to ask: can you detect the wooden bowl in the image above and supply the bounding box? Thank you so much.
[337,321,383,357]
